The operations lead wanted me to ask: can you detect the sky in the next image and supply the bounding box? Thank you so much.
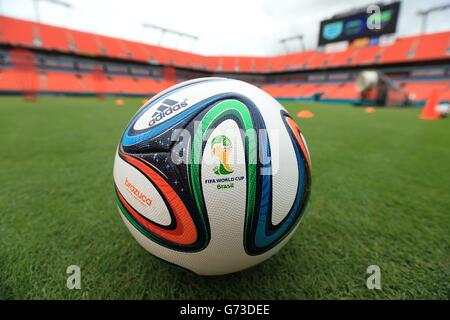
[0,0,449,56]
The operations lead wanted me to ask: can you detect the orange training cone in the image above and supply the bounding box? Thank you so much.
[419,90,440,120]
[297,110,314,119]
[116,98,125,106]
[365,107,376,113]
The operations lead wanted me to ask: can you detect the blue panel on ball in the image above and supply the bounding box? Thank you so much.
[121,79,223,147]
[255,132,305,247]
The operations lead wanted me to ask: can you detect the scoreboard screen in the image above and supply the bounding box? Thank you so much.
[318,2,401,46]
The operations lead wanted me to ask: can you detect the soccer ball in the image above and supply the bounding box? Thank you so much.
[113,78,312,275]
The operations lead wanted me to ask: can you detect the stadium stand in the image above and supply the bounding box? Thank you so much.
[0,16,36,47]
[70,29,103,55]
[293,83,321,98]
[81,72,118,94]
[111,76,176,95]
[379,35,419,63]
[0,16,449,104]
[44,72,85,93]
[321,83,359,102]
[413,32,450,61]
[121,40,149,63]
[438,89,450,103]
[39,24,71,52]
[400,81,450,101]
[327,47,356,67]
[0,68,40,93]
[351,45,383,65]
[96,35,129,59]
[306,52,329,69]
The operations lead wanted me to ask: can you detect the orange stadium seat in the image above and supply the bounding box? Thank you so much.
[0,16,36,47]
[237,57,254,72]
[38,23,71,52]
[97,35,129,59]
[202,56,220,72]
[70,30,102,55]
[0,69,24,91]
[438,89,450,102]
[413,32,450,61]
[208,56,222,72]
[122,40,150,62]
[166,49,192,68]
[183,52,207,69]
[289,51,317,70]
[295,83,320,97]
[139,78,176,94]
[380,36,418,64]
[252,57,271,72]
[312,83,340,97]
[327,48,357,67]
[275,52,314,71]
[275,84,299,98]
[306,51,331,69]
[111,76,151,95]
[322,83,359,100]
[44,72,86,92]
[0,69,40,91]
[282,53,301,70]
[81,73,119,94]
[402,81,450,101]
[145,45,171,65]
[270,55,290,72]
[351,45,384,65]
[219,57,238,72]
[260,83,322,99]
[260,84,286,97]
[178,51,197,68]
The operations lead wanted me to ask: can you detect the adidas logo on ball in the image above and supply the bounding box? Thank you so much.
[148,98,188,127]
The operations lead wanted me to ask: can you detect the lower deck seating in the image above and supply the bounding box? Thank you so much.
[321,83,359,100]
[400,81,450,101]
[0,68,177,95]
[437,90,450,103]
[44,72,85,92]
[1,66,448,104]
[111,76,148,94]
[0,69,40,91]
[111,77,176,95]
[261,83,342,99]
[260,81,450,103]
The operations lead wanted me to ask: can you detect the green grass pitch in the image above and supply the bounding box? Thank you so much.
[0,96,448,299]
